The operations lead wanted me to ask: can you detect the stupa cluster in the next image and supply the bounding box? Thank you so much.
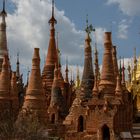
[0,0,135,140]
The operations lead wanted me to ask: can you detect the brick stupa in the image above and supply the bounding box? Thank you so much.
[99,32,116,96]
[0,55,10,116]
[64,32,133,140]
[80,20,94,98]
[42,0,58,98]
[21,48,47,122]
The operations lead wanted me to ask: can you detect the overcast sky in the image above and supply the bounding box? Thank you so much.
[0,0,140,82]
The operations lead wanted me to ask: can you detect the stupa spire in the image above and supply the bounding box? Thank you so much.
[133,48,137,81]
[119,57,122,82]
[65,57,69,83]
[115,76,122,97]
[16,52,20,78]
[76,65,80,88]
[127,62,131,83]
[81,15,94,98]
[42,0,58,95]
[122,57,125,85]
[94,42,99,84]
[92,76,98,98]
[134,47,137,65]
[0,0,7,23]
[0,0,8,72]
[48,0,57,27]
[99,32,115,97]
[112,46,119,81]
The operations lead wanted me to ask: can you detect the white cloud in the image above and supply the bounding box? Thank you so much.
[7,0,85,71]
[4,0,106,82]
[107,0,140,16]
[92,27,106,47]
[117,19,131,39]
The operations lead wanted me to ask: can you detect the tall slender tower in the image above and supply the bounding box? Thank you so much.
[65,57,69,83]
[99,32,115,97]
[42,0,58,95]
[16,53,24,108]
[75,65,80,88]
[16,52,20,78]
[122,57,125,85]
[94,43,99,84]
[112,46,119,81]
[133,48,137,81]
[119,57,122,82]
[81,16,94,98]
[127,62,131,83]
[0,0,8,72]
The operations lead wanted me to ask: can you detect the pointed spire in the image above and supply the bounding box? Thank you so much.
[42,0,58,95]
[65,57,69,83]
[81,16,94,97]
[0,0,7,20]
[76,65,80,88]
[70,67,74,86]
[92,76,98,98]
[48,0,57,27]
[26,67,30,86]
[99,32,115,96]
[56,32,61,67]
[127,62,131,83]
[44,0,57,65]
[133,48,137,81]
[115,76,122,97]
[94,43,99,84]
[86,14,89,29]
[134,47,137,65]
[119,57,122,82]
[56,32,59,49]
[122,57,125,85]
[0,0,8,72]
[112,46,119,81]
[16,52,20,78]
